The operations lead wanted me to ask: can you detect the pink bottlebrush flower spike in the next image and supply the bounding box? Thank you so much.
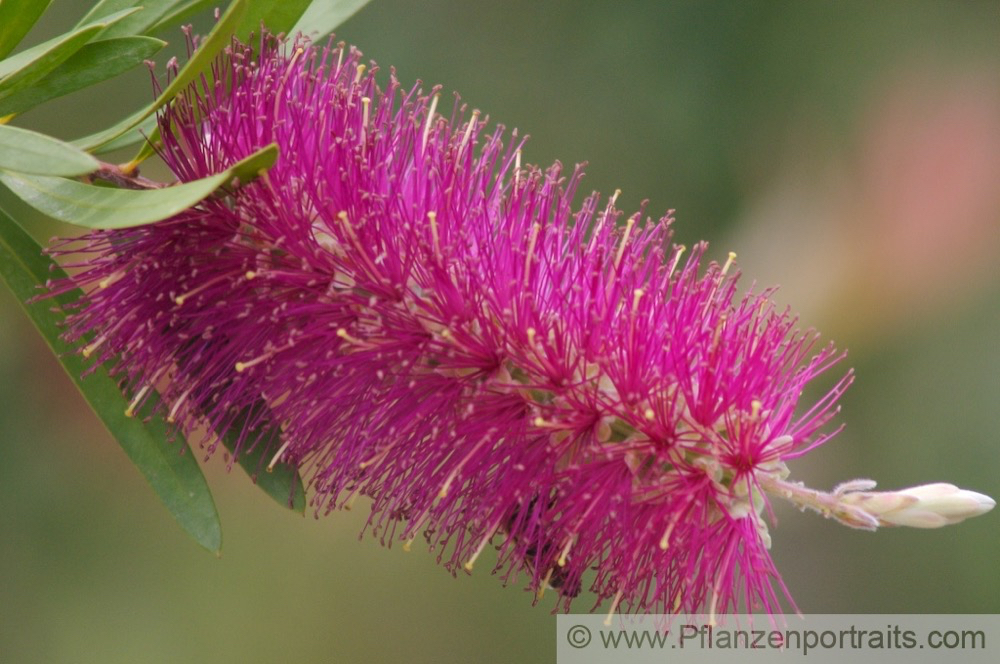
[47,35,994,618]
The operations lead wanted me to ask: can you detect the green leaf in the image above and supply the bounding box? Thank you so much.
[0,142,277,229]
[72,0,249,152]
[128,125,162,167]
[71,104,153,153]
[75,0,142,27]
[291,0,372,41]
[0,36,165,117]
[0,206,222,552]
[0,28,101,98]
[237,0,312,41]
[147,1,218,36]
[220,417,306,513]
[78,0,215,39]
[0,8,140,99]
[0,124,100,176]
[0,0,53,60]
[77,113,159,155]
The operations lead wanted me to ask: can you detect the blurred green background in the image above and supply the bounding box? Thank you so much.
[2,1,999,662]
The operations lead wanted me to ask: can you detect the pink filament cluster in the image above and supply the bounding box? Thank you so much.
[49,37,852,614]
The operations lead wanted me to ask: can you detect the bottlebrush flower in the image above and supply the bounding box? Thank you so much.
[46,35,993,618]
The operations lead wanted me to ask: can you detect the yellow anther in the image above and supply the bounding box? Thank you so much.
[124,385,150,418]
[659,515,679,550]
[427,211,441,259]
[422,93,440,149]
[98,270,124,289]
[668,244,687,277]
[644,408,655,420]
[336,328,363,345]
[360,96,371,152]
[523,222,541,286]
[603,590,624,627]
[464,526,496,572]
[721,250,737,276]
[166,387,193,424]
[81,337,104,359]
[266,439,292,472]
[460,109,480,151]
[557,537,574,567]
[613,216,636,270]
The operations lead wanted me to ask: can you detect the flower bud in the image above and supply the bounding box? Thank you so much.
[842,482,995,528]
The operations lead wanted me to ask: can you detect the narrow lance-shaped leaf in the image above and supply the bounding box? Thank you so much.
[0,124,99,176]
[147,1,218,36]
[75,0,141,26]
[77,113,159,155]
[71,105,154,154]
[291,0,373,41]
[0,142,278,229]
[78,0,215,40]
[0,37,166,117]
[0,207,222,552]
[73,0,249,152]
[219,409,307,513]
[0,0,53,60]
[236,0,312,42]
[0,8,141,99]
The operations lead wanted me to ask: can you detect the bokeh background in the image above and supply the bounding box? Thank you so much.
[1,1,998,662]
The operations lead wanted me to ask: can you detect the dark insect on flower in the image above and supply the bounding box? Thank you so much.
[500,494,582,600]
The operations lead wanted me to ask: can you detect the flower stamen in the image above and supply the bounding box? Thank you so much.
[523,222,541,288]
[603,589,624,626]
[174,271,239,306]
[422,93,439,150]
[266,439,293,471]
[459,109,480,152]
[124,385,151,418]
[613,215,636,271]
[166,385,194,423]
[235,341,294,373]
[427,211,441,261]
[98,269,125,289]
